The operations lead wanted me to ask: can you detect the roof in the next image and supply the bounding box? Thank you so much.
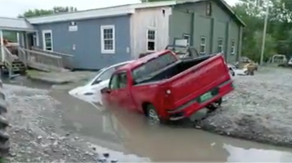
[27,0,244,26]
[217,0,246,26]
[0,17,35,31]
[27,1,177,24]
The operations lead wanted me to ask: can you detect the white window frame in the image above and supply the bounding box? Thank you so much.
[183,34,190,45]
[206,2,212,16]
[42,30,53,51]
[100,25,115,54]
[200,36,206,54]
[230,39,236,55]
[146,29,156,52]
[217,38,223,53]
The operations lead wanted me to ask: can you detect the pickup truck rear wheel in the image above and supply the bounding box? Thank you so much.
[146,105,161,124]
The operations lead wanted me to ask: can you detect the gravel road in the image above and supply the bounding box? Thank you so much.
[3,84,96,162]
[199,67,292,147]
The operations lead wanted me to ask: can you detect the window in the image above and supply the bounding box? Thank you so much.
[91,67,115,85]
[101,25,115,54]
[109,72,128,90]
[230,40,236,55]
[132,52,177,84]
[206,2,212,16]
[147,29,156,51]
[183,34,190,45]
[42,30,53,51]
[99,68,115,81]
[217,38,223,53]
[200,36,206,54]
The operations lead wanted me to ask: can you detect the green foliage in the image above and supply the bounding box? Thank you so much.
[3,31,17,42]
[18,6,77,18]
[233,0,292,62]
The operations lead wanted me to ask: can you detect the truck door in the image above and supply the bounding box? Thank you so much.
[108,71,135,110]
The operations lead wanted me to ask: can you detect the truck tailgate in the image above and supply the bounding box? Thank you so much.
[167,55,229,104]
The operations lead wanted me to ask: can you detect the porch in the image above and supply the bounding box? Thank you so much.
[0,17,73,77]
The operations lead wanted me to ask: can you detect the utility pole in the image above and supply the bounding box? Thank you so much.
[260,1,269,65]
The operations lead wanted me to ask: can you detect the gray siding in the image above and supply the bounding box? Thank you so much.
[169,1,242,63]
[32,15,131,70]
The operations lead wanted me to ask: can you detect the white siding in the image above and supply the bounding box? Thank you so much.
[130,7,172,58]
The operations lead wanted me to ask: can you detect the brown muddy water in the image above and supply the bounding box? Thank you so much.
[4,76,292,162]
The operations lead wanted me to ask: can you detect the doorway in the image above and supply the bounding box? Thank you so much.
[27,32,39,49]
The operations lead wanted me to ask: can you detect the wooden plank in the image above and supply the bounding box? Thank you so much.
[31,47,73,57]
[22,49,62,59]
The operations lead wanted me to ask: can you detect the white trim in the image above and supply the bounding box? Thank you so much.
[217,37,223,53]
[28,6,135,24]
[230,39,235,55]
[42,30,53,51]
[16,32,20,44]
[35,32,39,46]
[23,0,245,27]
[21,33,25,47]
[146,29,156,52]
[100,25,115,54]
[200,36,206,53]
[0,29,4,62]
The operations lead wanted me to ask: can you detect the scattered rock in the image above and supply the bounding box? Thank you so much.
[198,67,292,147]
[3,84,95,162]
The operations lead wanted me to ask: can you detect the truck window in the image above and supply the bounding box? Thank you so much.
[132,52,177,83]
[109,72,128,90]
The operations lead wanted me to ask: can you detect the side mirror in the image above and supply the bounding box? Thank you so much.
[100,87,111,94]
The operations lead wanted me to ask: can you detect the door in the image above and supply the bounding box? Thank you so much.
[107,71,134,110]
[27,33,34,49]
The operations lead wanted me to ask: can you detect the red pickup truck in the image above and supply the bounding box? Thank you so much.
[101,50,233,123]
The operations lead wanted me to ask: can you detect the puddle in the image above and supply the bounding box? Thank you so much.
[52,92,292,162]
[4,77,292,162]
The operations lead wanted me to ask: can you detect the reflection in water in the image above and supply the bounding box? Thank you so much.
[63,94,292,162]
[224,144,292,162]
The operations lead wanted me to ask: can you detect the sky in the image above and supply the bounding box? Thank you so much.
[0,0,239,18]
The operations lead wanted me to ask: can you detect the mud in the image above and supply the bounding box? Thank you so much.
[62,93,292,162]
[199,67,292,147]
[3,67,292,162]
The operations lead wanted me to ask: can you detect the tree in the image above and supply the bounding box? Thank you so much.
[231,0,292,62]
[18,6,77,18]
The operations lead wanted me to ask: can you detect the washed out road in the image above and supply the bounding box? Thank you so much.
[3,67,292,162]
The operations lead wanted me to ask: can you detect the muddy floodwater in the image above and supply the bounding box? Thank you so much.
[4,75,292,162]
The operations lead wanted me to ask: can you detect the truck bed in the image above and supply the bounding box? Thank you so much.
[140,55,213,83]
[139,54,230,106]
